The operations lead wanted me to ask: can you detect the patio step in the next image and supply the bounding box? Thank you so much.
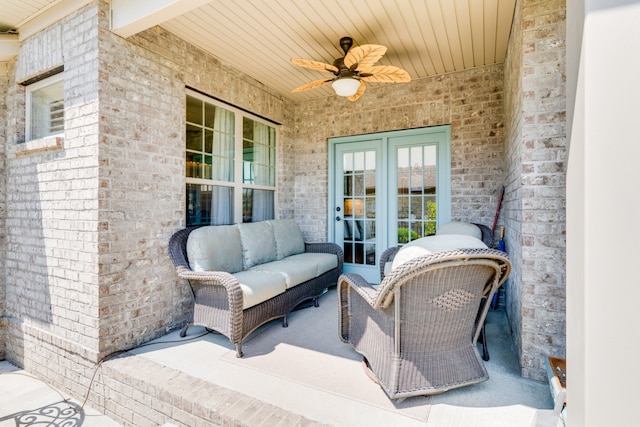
[94,352,328,427]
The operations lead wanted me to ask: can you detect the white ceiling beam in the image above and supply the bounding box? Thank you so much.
[0,33,19,61]
[110,0,212,38]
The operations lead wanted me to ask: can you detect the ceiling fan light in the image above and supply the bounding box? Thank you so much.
[332,77,360,97]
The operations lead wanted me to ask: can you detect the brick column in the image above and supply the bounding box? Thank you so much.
[504,0,567,381]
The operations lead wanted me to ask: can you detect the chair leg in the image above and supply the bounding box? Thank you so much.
[235,344,243,358]
[179,323,190,338]
[282,315,288,328]
[480,323,490,361]
[314,297,319,307]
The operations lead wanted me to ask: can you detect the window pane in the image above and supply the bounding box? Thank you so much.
[30,78,64,139]
[186,152,202,178]
[343,153,353,173]
[212,155,233,181]
[186,125,202,151]
[186,184,234,226]
[243,117,276,186]
[203,155,213,180]
[396,143,440,244]
[242,189,274,222]
[186,95,202,125]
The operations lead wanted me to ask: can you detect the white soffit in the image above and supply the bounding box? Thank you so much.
[0,33,18,61]
[110,0,211,38]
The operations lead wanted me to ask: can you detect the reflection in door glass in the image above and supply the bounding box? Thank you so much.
[343,150,376,265]
[397,145,437,244]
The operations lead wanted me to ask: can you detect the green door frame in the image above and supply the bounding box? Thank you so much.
[328,125,452,282]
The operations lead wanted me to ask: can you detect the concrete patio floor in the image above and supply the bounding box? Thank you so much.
[0,287,561,426]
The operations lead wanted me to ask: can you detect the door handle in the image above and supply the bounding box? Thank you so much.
[335,216,342,221]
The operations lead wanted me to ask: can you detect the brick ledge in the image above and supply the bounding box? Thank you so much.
[15,135,63,156]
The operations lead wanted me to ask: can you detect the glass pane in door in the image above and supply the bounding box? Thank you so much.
[396,145,437,243]
[343,150,376,266]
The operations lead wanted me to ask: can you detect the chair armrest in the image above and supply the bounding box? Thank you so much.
[338,272,379,306]
[338,272,380,342]
[379,246,400,281]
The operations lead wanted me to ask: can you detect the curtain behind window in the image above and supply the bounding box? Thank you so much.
[210,107,235,225]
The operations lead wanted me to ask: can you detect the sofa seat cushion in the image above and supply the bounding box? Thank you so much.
[268,219,305,260]
[250,257,319,289]
[285,253,338,277]
[391,234,488,271]
[186,225,243,273]
[238,221,278,269]
[233,270,287,310]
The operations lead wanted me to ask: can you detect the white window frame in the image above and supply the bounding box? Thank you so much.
[25,72,65,142]
[185,89,278,225]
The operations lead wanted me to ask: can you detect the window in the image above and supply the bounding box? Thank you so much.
[185,90,277,226]
[26,73,64,141]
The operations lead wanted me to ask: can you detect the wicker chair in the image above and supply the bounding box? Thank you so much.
[339,247,511,399]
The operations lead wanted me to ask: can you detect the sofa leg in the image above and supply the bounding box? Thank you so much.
[314,297,319,308]
[179,323,190,338]
[235,344,243,358]
[282,315,288,328]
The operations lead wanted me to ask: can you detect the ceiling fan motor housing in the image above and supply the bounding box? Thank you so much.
[339,36,353,54]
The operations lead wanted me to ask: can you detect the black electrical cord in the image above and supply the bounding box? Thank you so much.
[0,329,213,415]
[77,329,213,411]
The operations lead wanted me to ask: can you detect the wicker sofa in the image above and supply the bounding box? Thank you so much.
[169,219,343,357]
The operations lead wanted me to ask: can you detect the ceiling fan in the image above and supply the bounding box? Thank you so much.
[290,37,411,102]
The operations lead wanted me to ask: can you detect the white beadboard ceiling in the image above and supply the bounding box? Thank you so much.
[0,0,57,29]
[1,0,516,102]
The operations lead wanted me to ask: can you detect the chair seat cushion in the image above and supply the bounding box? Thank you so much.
[391,234,488,270]
[233,270,287,309]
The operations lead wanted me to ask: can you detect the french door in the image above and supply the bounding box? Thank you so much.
[329,126,451,283]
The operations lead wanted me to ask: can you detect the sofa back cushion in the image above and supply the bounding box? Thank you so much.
[186,225,243,273]
[268,219,306,260]
[238,221,278,269]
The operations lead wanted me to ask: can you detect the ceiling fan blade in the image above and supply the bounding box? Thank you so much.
[291,78,334,93]
[344,44,387,70]
[360,65,412,83]
[347,81,367,102]
[291,58,339,74]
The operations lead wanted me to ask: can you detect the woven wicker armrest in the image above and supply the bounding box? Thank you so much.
[305,242,344,272]
[175,269,244,316]
[379,246,400,281]
[168,228,244,322]
[338,272,379,343]
[304,241,342,253]
[338,272,378,306]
